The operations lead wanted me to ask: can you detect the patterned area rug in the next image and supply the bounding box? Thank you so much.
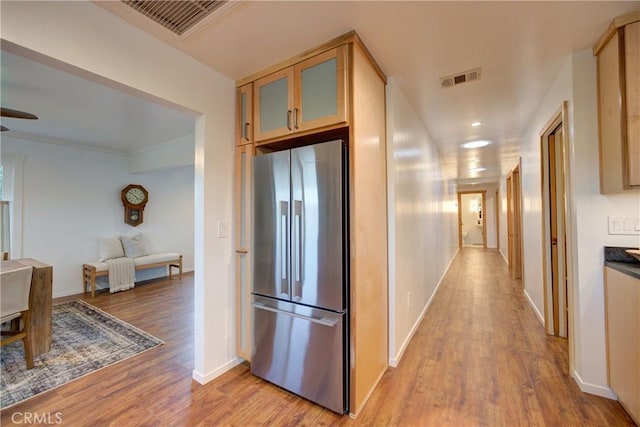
[1,300,163,409]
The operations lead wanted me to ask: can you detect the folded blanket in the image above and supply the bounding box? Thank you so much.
[106,257,135,293]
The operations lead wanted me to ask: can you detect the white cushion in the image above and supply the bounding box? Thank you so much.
[86,252,180,273]
[134,253,181,266]
[120,234,148,258]
[98,237,125,262]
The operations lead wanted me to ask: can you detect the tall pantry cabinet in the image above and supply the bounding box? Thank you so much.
[233,31,388,417]
[234,83,253,360]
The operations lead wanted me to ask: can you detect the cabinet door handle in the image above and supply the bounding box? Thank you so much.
[293,108,299,130]
[244,122,250,140]
[286,110,292,131]
[235,249,248,254]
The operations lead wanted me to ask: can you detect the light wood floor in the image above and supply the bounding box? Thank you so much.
[1,249,635,426]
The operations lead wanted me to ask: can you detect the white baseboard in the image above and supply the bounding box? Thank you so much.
[54,289,85,298]
[499,248,508,265]
[523,288,545,325]
[389,297,430,368]
[571,370,617,400]
[389,248,459,367]
[192,358,241,384]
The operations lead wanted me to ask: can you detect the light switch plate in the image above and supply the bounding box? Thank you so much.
[608,216,640,235]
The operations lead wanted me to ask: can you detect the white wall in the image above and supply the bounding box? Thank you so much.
[1,1,236,383]
[386,78,458,366]
[1,136,194,297]
[498,178,509,262]
[485,189,498,249]
[516,48,640,398]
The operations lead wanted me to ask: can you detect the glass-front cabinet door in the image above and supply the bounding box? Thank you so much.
[236,83,253,146]
[234,144,253,360]
[254,68,294,142]
[253,46,348,144]
[294,46,348,133]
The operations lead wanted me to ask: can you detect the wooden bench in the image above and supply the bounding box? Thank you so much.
[82,253,182,298]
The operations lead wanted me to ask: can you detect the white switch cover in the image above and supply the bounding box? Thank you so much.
[217,221,229,238]
[608,216,640,235]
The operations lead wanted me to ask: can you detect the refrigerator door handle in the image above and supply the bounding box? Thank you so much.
[252,302,340,328]
[294,200,303,298]
[280,200,289,296]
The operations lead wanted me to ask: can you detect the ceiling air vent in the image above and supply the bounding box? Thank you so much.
[440,67,482,89]
[122,0,229,36]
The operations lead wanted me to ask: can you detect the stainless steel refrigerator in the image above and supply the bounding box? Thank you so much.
[251,139,348,414]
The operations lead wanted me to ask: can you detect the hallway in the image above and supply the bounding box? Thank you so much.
[2,250,634,426]
[354,249,634,426]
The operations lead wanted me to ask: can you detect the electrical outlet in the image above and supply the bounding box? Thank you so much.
[608,216,640,235]
[217,221,229,238]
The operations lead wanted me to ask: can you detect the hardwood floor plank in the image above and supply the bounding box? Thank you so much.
[1,251,636,426]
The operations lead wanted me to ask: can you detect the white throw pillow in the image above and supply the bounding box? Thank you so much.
[98,237,125,261]
[120,234,148,258]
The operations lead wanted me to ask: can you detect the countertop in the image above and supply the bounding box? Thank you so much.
[604,246,640,280]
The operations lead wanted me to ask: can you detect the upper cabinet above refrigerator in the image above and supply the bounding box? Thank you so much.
[593,12,640,193]
[252,46,348,143]
[236,83,253,146]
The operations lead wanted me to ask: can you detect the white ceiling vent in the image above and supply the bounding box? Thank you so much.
[440,67,482,89]
[122,0,230,36]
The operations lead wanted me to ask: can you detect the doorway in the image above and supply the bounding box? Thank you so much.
[541,102,571,338]
[506,163,523,280]
[457,191,487,248]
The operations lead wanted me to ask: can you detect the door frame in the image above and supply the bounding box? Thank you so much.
[457,190,487,249]
[539,102,575,364]
[495,189,500,252]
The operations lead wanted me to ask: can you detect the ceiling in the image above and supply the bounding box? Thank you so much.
[0,49,195,153]
[3,1,638,182]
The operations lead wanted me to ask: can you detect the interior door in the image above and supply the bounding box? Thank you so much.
[549,126,568,337]
[507,164,523,280]
[253,149,291,300]
[512,165,523,280]
[290,140,344,311]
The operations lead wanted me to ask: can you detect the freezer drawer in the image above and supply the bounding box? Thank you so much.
[251,295,345,413]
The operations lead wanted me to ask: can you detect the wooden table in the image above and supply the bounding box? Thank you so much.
[1,258,53,356]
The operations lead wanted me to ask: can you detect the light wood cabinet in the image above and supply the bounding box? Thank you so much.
[236,83,253,146]
[604,266,640,424]
[234,31,388,417]
[234,144,252,360]
[253,46,347,143]
[594,12,640,193]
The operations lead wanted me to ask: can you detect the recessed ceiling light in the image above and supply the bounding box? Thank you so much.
[469,167,486,173]
[462,140,492,149]
[471,122,482,127]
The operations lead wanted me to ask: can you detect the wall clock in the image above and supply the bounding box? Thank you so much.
[121,184,148,226]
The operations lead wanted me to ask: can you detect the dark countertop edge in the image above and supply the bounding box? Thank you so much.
[604,246,640,263]
[605,261,640,280]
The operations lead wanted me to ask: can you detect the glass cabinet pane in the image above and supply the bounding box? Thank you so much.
[301,58,337,122]
[259,76,289,133]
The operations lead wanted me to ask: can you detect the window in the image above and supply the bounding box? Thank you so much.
[1,154,25,258]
